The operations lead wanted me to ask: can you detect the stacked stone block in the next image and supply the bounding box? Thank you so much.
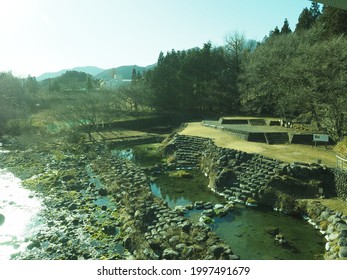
[165,135,209,168]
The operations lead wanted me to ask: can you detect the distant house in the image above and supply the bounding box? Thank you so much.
[99,73,131,89]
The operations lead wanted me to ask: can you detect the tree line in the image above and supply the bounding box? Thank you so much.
[138,3,347,140]
[1,2,347,144]
[240,4,347,140]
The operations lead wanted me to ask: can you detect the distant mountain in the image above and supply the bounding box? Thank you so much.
[71,66,105,76]
[36,69,67,81]
[95,64,156,80]
[37,64,156,82]
[37,66,105,81]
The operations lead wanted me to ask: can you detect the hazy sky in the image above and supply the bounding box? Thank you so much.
[0,0,313,77]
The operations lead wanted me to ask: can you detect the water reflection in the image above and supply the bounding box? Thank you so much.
[149,171,224,208]
[151,172,324,260]
[211,207,325,260]
[150,182,192,208]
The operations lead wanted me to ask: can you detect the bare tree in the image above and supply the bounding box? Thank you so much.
[225,32,247,76]
[57,91,124,143]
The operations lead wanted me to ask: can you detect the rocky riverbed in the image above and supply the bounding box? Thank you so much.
[1,132,346,260]
[0,144,236,260]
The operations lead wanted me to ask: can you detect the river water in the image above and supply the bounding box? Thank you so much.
[1,145,322,260]
[114,146,325,260]
[151,172,325,260]
[0,151,43,259]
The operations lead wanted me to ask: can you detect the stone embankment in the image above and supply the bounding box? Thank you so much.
[92,151,237,260]
[164,134,208,168]
[302,200,347,259]
[164,134,347,259]
[0,145,236,260]
[165,135,335,211]
[334,169,347,200]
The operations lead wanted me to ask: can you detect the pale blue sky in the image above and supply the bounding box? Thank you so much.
[0,0,313,77]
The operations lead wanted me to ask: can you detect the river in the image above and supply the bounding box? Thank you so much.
[0,150,43,259]
[115,146,325,260]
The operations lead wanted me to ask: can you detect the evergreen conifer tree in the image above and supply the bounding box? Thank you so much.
[296,8,314,31]
[319,5,347,36]
[280,18,292,34]
[269,26,280,38]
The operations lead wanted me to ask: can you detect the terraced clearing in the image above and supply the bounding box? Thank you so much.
[179,121,337,168]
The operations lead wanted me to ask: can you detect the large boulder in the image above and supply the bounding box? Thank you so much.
[267,175,320,197]
[214,168,237,192]
[162,248,180,260]
[339,246,347,258]
[163,142,176,156]
[209,244,232,259]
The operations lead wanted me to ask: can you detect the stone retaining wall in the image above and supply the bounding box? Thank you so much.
[334,169,347,200]
[94,151,237,260]
[301,200,347,259]
[164,134,346,259]
[163,134,209,168]
[167,135,335,212]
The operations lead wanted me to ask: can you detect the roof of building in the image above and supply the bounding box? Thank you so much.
[315,0,347,10]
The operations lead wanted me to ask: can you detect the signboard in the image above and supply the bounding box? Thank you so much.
[313,134,329,142]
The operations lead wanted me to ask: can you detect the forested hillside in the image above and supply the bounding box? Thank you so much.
[140,3,347,140]
[1,2,347,145]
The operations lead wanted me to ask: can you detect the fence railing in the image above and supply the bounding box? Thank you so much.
[336,155,347,171]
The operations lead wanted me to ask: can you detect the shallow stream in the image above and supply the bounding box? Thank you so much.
[116,145,325,260]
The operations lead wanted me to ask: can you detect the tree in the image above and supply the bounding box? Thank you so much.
[58,91,124,142]
[24,76,39,95]
[318,5,347,36]
[239,27,347,140]
[117,69,146,112]
[310,2,322,20]
[86,76,93,92]
[0,72,27,136]
[146,49,182,111]
[269,26,280,38]
[296,8,315,31]
[48,79,61,93]
[280,18,292,34]
[225,33,246,77]
[306,36,347,139]
[296,3,321,32]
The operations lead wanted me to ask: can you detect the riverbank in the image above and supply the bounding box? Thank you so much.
[1,122,346,260]
[0,144,236,260]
